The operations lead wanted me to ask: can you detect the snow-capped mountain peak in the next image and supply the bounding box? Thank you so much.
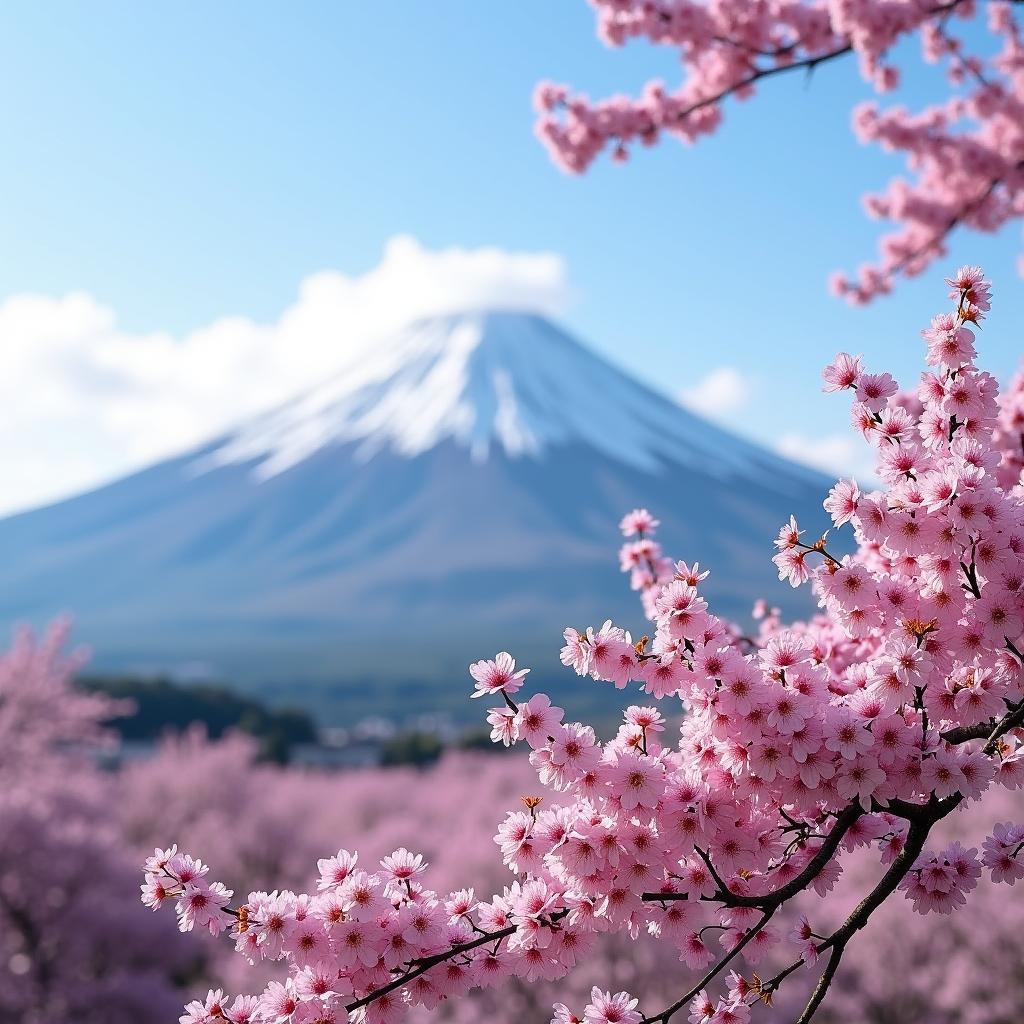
[198,310,804,483]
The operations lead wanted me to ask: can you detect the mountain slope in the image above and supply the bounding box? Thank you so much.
[0,311,830,720]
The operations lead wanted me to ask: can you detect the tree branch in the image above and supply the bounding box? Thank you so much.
[342,914,563,1014]
[661,0,979,130]
[647,810,940,1024]
[643,803,863,909]
[985,696,1024,754]
[642,910,776,1024]
[794,813,938,1022]
[886,161,1024,280]
[665,44,852,126]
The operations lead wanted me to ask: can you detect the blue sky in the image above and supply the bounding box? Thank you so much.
[0,1,1021,511]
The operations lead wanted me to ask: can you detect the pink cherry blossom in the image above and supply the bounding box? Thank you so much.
[583,987,642,1024]
[470,652,530,699]
[516,693,565,748]
[619,508,660,537]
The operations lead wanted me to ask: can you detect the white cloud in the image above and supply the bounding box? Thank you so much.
[775,433,879,483]
[0,236,571,516]
[680,366,752,418]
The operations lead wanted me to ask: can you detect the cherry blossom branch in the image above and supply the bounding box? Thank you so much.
[642,803,929,1021]
[659,42,852,128]
[755,810,953,1018]
[793,816,933,1023]
[941,693,1023,745]
[346,911,567,1015]
[796,536,843,569]
[984,696,1024,753]
[642,802,863,909]
[641,910,777,1024]
[538,2,1024,298]
[542,0,975,154]
[651,814,943,1024]
[598,0,985,137]
[885,161,1024,281]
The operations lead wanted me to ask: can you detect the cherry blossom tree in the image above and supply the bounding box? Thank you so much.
[0,623,194,1023]
[142,266,1024,1024]
[533,2,1024,302]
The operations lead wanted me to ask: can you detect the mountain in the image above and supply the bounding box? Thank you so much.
[0,311,831,722]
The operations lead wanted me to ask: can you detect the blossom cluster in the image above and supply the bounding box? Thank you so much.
[535,2,1024,300]
[143,267,1024,1024]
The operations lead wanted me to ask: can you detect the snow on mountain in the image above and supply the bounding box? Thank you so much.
[197,311,799,481]
[0,310,833,722]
